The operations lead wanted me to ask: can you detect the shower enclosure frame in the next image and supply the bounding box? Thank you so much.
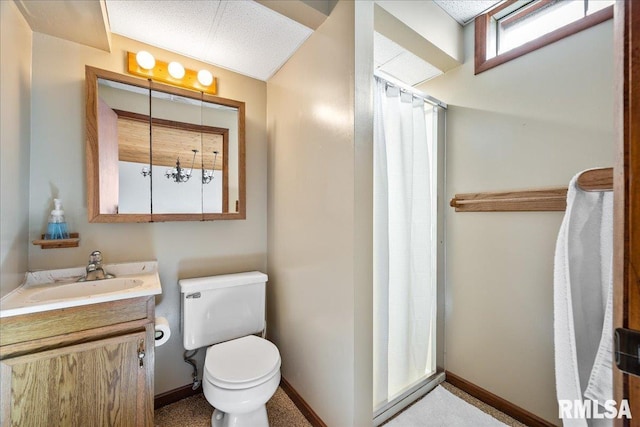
[372,71,447,426]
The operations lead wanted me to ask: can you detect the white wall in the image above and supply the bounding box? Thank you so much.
[27,33,267,395]
[266,1,373,425]
[1,1,32,297]
[419,19,614,424]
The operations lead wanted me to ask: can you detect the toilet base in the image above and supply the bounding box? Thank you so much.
[211,405,268,427]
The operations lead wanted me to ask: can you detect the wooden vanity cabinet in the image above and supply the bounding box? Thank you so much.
[0,296,155,427]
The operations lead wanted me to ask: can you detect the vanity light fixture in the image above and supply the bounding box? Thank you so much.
[136,51,156,70]
[202,151,219,184]
[166,149,198,183]
[197,69,214,87]
[127,51,217,95]
[141,165,151,177]
[168,61,185,79]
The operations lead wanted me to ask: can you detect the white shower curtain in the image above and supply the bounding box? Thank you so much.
[373,77,437,408]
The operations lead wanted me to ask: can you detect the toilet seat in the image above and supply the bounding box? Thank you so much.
[205,335,281,390]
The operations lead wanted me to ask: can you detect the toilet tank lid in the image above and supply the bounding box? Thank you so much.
[179,271,268,293]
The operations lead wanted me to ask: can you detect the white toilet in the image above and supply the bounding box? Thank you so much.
[180,272,281,427]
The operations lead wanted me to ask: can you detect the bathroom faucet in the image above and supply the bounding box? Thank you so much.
[79,250,115,281]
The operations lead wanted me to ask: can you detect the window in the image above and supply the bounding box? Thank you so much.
[475,0,614,74]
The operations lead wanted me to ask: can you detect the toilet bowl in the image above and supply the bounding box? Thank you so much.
[179,272,279,427]
[203,335,281,427]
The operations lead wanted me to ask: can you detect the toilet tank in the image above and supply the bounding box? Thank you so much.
[180,271,268,350]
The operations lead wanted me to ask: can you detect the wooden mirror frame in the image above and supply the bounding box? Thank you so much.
[86,66,246,222]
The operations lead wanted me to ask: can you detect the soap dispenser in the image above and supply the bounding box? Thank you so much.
[45,199,70,240]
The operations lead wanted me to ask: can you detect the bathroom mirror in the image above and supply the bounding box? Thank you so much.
[86,66,245,222]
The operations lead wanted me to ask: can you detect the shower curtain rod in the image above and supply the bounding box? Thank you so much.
[374,71,447,109]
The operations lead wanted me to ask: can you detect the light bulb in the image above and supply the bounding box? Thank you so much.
[197,69,213,87]
[136,51,155,70]
[168,61,185,79]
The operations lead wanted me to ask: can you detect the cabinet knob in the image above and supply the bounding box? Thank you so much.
[138,340,145,367]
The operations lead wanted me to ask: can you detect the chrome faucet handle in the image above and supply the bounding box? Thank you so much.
[80,250,114,281]
[89,250,103,266]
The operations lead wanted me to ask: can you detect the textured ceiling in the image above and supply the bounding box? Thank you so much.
[16,0,500,85]
[105,0,313,81]
[374,32,442,86]
[432,0,502,25]
[105,0,496,86]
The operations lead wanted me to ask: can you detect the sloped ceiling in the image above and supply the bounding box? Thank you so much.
[14,0,111,51]
[105,0,314,81]
[433,0,502,25]
[16,0,501,86]
[374,32,443,86]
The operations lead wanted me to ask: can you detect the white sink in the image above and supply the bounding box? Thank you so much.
[27,277,143,302]
[0,261,162,318]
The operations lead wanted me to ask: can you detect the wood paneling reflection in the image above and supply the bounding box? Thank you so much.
[114,110,226,170]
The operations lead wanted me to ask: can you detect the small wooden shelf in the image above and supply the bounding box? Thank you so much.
[32,233,80,249]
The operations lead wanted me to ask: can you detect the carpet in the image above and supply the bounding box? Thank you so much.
[154,387,311,427]
[385,385,509,426]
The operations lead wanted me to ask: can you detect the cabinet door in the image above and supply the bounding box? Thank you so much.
[1,330,151,427]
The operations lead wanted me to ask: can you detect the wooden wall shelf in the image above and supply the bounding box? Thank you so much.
[32,233,80,249]
[450,188,568,212]
[450,168,613,213]
[576,167,613,191]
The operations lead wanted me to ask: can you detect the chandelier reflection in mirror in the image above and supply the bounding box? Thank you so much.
[166,149,198,183]
[202,151,219,184]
